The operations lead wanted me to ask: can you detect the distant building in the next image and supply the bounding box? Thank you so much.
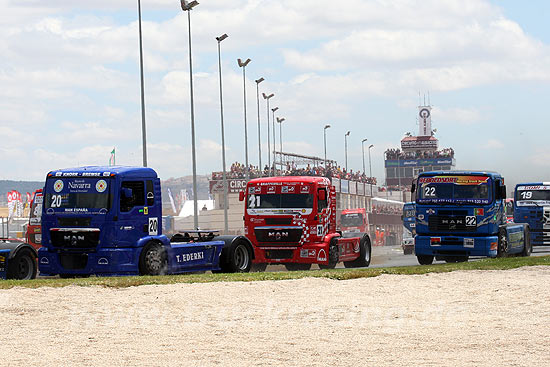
[385,105,455,188]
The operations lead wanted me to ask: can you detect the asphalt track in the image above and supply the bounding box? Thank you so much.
[264,244,550,272]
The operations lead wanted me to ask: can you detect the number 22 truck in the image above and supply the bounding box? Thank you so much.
[38,166,254,277]
[413,171,531,265]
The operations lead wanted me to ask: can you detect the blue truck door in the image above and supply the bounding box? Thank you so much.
[117,180,149,247]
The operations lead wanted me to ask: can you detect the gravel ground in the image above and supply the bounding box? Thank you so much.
[1,266,549,366]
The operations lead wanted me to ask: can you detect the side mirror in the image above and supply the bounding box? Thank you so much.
[499,185,507,200]
[318,189,326,201]
[122,187,133,199]
[239,191,245,201]
[411,183,416,194]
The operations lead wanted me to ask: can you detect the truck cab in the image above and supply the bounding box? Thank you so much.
[39,166,253,277]
[241,176,371,270]
[340,208,369,238]
[513,183,550,245]
[413,171,530,264]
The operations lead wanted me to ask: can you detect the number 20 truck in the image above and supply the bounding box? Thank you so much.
[413,171,531,264]
[38,166,254,277]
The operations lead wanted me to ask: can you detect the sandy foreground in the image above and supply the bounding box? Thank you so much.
[1,267,549,367]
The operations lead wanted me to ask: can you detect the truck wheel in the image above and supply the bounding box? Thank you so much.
[497,227,508,258]
[284,263,312,271]
[522,226,532,257]
[250,263,268,272]
[344,235,371,268]
[319,238,339,269]
[7,248,37,280]
[139,242,167,276]
[417,255,434,265]
[220,240,252,273]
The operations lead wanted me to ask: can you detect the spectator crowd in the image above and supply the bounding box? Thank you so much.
[384,148,454,160]
[211,161,377,185]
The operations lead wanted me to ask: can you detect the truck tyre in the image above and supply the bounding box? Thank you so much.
[285,263,312,271]
[250,263,268,272]
[139,242,168,276]
[497,227,508,258]
[319,238,339,269]
[417,255,434,265]
[7,248,37,280]
[220,240,252,273]
[344,235,371,268]
[522,226,532,257]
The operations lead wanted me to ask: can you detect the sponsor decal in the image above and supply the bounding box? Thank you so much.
[317,249,327,262]
[248,187,255,194]
[419,175,489,185]
[475,208,484,216]
[418,214,425,220]
[255,187,261,193]
[96,179,107,193]
[301,186,310,193]
[267,186,276,193]
[517,185,550,191]
[53,180,64,193]
[426,209,435,215]
[464,238,474,248]
[103,172,111,177]
[55,172,62,177]
[300,249,316,258]
[282,186,288,193]
[176,252,205,263]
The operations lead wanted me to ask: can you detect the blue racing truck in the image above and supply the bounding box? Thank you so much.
[38,166,254,277]
[401,202,416,255]
[413,171,531,265]
[513,182,550,246]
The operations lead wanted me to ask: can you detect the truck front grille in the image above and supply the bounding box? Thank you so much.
[50,229,100,249]
[59,253,88,270]
[428,216,475,232]
[254,227,303,243]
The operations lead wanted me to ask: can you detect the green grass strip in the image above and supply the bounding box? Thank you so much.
[1,255,549,290]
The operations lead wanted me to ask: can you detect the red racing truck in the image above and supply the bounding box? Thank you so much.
[340,208,369,238]
[240,176,371,271]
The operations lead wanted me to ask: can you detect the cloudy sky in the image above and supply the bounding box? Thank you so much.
[1,0,550,188]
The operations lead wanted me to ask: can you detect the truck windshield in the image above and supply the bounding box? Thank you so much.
[29,193,43,225]
[247,193,313,209]
[515,186,550,206]
[44,177,111,213]
[417,175,492,204]
[341,213,363,227]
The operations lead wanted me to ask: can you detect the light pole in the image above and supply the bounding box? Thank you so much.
[368,144,374,196]
[262,93,274,175]
[137,0,147,167]
[277,117,285,158]
[238,58,251,180]
[180,0,199,229]
[345,131,351,172]
[255,77,264,174]
[216,33,228,233]
[323,124,330,168]
[361,138,368,175]
[271,107,279,174]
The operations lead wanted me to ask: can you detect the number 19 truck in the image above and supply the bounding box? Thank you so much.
[513,183,550,246]
[413,171,531,265]
[38,166,254,277]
